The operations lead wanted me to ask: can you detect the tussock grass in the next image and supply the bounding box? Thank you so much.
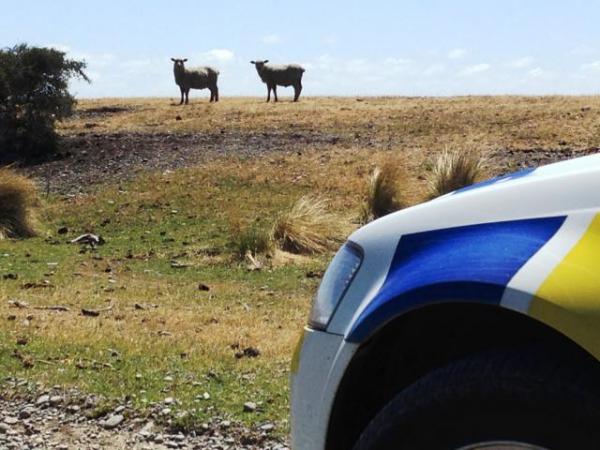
[359,159,406,223]
[271,196,344,254]
[427,149,482,199]
[230,221,274,259]
[0,167,38,239]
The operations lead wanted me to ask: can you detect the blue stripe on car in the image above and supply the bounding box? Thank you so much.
[453,167,536,195]
[347,216,565,343]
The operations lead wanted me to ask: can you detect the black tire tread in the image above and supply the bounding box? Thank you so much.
[353,346,600,450]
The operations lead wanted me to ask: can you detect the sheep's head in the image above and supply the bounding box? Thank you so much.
[250,60,269,71]
[171,58,188,71]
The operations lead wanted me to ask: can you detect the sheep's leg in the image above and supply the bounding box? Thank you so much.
[273,85,278,102]
[214,86,219,102]
[294,82,302,102]
[179,87,184,105]
[266,85,271,102]
[185,89,189,105]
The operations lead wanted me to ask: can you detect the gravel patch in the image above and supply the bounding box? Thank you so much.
[0,382,288,450]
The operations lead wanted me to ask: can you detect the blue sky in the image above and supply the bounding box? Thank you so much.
[4,0,600,98]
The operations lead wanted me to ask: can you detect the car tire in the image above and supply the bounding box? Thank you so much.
[353,346,600,450]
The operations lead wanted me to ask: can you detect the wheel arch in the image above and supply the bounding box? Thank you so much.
[326,301,600,450]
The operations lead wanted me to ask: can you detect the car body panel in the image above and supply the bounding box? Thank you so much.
[290,328,357,450]
[291,154,600,449]
[347,216,566,342]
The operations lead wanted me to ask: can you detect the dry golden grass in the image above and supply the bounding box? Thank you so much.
[0,167,38,239]
[359,157,407,223]
[271,195,345,254]
[427,149,483,199]
[61,96,600,151]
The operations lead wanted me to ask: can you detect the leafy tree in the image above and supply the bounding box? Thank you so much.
[0,44,88,162]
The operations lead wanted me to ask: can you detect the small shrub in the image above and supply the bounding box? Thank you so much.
[0,44,88,162]
[427,149,482,199]
[230,222,273,259]
[271,196,343,254]
[0,167,38,239]
[359,160,406,223]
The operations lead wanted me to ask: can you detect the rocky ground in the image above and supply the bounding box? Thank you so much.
[0,381,288,450]
[24,130,346,195]
[21,130,600,196]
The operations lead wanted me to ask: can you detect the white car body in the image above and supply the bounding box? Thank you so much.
[291,154,600,449]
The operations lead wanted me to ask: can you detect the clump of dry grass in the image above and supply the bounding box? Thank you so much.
[271,195,344,254]
[427,149,482,199]
[230,221,274,259]
[359,159,406,223]
[0,167,38,239]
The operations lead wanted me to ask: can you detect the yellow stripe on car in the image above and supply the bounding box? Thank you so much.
[531,213,600,360]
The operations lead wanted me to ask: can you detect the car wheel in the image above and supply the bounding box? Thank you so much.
[353,347,600,450]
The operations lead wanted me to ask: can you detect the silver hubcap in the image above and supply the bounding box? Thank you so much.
[457,443,549,450]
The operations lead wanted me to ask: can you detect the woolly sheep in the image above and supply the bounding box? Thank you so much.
[171,58,219,104]
[250,60,305,102]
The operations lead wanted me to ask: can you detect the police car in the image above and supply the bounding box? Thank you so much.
[291,154,600,450]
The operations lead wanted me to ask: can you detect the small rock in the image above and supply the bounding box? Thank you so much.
[243,401,257,412]
[35,394,50,406]
[50,395,62,406]
[71,234,105,247]
[57,226,69,235]
[102,414,124,429]
[66,405,80,413]
[260,422,275,432]
[164,397,174,405]
[18,407,35,419]
[4,417,18,425]
[235,346,261,359]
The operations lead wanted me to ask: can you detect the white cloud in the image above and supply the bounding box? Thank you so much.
[260,34,281,45]
[200,49,235,63]
[459,63,491,76]
[46,43,71,53]
[447,48,467,59]
[423,64,445,76]
[384,57,411,66]
[73,52,115,67]
[527,67,545,78]
[322,34,338,45]
[571,45,596,56]
[121,59,153,69]
[581,61,600,72]
[507,57,534,69]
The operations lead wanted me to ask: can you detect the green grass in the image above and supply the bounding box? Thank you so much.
[0,162,329,435]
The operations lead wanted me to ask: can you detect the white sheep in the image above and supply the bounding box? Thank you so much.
[250,60,305,102]
[171,58,219,104]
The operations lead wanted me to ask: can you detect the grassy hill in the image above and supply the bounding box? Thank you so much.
[2,95,600,434]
